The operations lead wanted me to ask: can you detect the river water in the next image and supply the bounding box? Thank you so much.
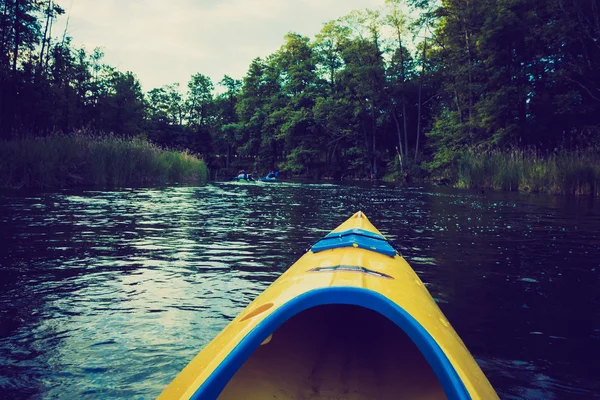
[0,182,599,399]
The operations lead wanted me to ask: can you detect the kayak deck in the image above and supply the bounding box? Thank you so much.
[219,304,446,400]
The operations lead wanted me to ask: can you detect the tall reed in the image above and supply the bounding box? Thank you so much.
[457,148,600,196]
[0,133,208,189]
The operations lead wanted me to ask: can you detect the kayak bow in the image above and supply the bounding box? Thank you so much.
[159,212,498,400]
[259,176,278,182]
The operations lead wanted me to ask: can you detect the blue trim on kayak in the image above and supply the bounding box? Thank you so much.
[311,229,397,257]
[190,288,471,400]
[325,228,386,241]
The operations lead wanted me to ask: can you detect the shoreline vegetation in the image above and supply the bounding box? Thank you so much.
[0,134,208,190]
[1,132,598,197]
[455,149,600,197]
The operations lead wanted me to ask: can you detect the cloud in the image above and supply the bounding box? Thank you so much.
[56,0,385,92]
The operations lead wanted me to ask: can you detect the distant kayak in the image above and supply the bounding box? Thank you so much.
[259,176,278,182]
[158,212,498,400]
[228,175,256,183]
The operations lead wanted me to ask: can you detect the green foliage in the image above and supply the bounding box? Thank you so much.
[147,83,184,126]
[280,147,318,175]
[0,134,208,189]
[425,111,468,170]
[342,146,370,176]
[187,72,214,128]
[415,0,600,153]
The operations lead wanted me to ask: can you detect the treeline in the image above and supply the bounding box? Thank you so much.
[1,1,147,139]
[1,0,599,181]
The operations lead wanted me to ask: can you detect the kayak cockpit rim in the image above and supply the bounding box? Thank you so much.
[190,287,470,400]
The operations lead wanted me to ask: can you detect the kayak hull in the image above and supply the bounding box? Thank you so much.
[159,212,498,400]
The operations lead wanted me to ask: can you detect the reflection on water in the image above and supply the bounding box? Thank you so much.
[1,183,599,399]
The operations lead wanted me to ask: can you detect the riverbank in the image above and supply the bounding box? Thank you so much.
[0,134,208,189]
[454,149,600,196]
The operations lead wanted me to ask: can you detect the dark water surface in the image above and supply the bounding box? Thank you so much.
[1,182,599,399]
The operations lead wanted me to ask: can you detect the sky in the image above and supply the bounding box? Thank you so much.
[55,0,385,93]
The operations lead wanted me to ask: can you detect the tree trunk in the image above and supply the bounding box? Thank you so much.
[415,34,427,164]
[466,30,473,137]
[392,111,405,163]
[63,82,70,132]
[397,31,409,163]
[402,99,408,160]
[463,1,473,138]
[45,17,53,72]
[13,0,20,74]
[200,102,205,127]
[0,0,11,62]
[37,0,53,80]
[330,57,335,91]
[190,98,197,127]
[371,103,376,177]
[362,120,370,157]
[453,84,463,122]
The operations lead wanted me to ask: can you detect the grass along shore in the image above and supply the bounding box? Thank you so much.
[0,134,208,189]
[456,149,600,196]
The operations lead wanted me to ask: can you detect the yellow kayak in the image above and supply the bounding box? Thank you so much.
[159,212,498,399]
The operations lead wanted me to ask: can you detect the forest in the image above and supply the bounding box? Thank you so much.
[1,0,599,192]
